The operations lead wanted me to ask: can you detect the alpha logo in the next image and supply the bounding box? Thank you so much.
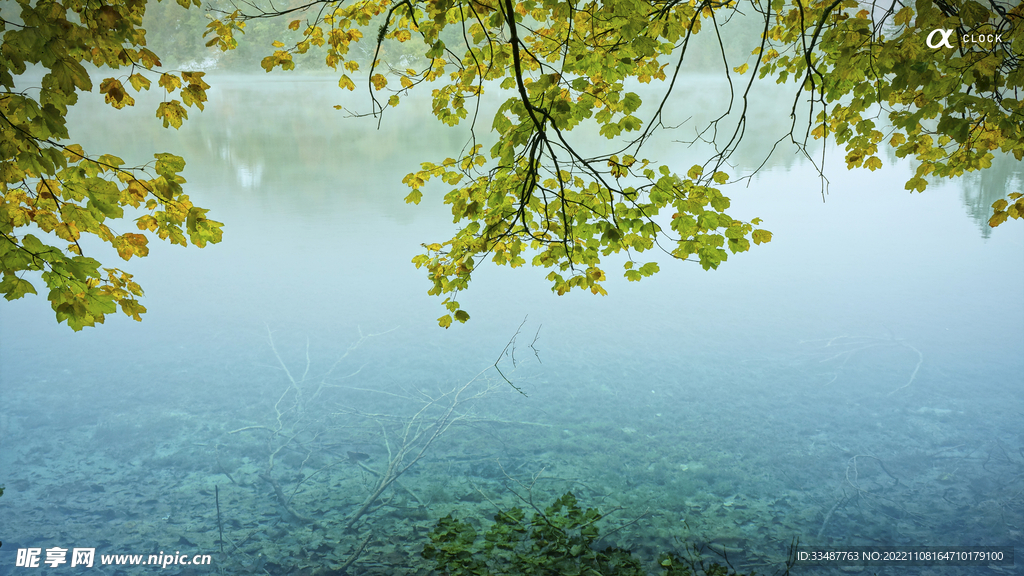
[926,29,955,49]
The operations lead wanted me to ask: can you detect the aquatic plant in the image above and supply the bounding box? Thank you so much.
[423,491,794,576]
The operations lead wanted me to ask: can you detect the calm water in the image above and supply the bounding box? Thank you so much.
[1,75,1022,575]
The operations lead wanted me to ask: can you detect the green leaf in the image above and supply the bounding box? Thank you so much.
[49,58,92,94]
[154,153,186,177]
[751,229,772,245]
[0,275,38,300]
[638,262,659,276]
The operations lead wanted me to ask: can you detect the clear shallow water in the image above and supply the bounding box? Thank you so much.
[1,76,1022,576]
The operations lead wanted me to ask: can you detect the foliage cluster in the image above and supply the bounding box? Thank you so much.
[2,0,1021,329]
[141,0,766,71]
[209,0,1024,327]
[754,0,1024,212]
[423,491,781,576]
[0,0,222,329]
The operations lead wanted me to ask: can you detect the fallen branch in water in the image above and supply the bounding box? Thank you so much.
[218,323,540,574]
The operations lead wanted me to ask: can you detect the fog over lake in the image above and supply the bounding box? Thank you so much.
[1,74,1021,575]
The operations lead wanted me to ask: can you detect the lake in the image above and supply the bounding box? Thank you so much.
[1,74,1021,575]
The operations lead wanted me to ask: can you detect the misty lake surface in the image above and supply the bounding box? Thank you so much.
[1,75,1022,575]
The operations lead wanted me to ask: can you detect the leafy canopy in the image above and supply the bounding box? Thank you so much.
[755,0,1024,209]
[6,0,1018,330]
[0,0,221,330]
[210,0,1022,327]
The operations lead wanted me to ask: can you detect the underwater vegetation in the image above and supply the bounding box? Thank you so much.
[424,491,795,576]
[2,328,1021,575]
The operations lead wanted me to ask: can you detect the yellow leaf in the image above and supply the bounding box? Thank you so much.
[272,40,285,48]
[101,79,135,108]
[751,229,772,244]
[339,75,355,90]
[156,100,187,129]
[55,222,81,241]
[62,144,86,161]
[288,19,301,30]
[401,76,414,88]
[128,73,151,91]
[733,62,749,74]
[158,73,181,93]
[371,74,387,90]
[402,172,426,188]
